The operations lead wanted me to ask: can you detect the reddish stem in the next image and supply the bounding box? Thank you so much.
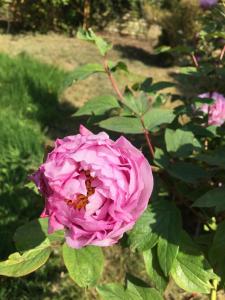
[220,45,225,60]
[191,53,199,68]
[103,57,155,159]
[140,117,155,158]
[103,58,125,103]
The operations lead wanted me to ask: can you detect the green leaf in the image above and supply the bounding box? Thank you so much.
[179,66,197,74]
[154,46,172,54]
[168,162,207,183]
[209,220,225,263]
[74,95,120,116]
[157,237,179,276]
[192,187,225,213]
[153,147,170,169]
[209,220,225,285]
[77,28,112,56]
[64,63,104,88]
[132,78,153,92]
[124,282,143,300]
[152,94,167,108]
[155,45,193,55]
[97,283,126,300]
[62,243,104,287]
[128,206,159,251]
[143,108,175,131]
[0,240,51,277]
[97,283,164,300]
[24,181,39,194]
[196,146,225,169]
[171,231,217,294]
[127,281,164,300]
[146,81,175,93]
[172,45,194,54]
[133,79,174,94]
[99,116,143,134]
[129,199,182,268]
[135,288,163,300]
[165,128,201,157]
[109,61,128,72]
[123,91,151,115]
[193,97,214,106]
[143,247,168,292]
[185,124,215,138]
[155,201,181,276]
[14,218,64,251]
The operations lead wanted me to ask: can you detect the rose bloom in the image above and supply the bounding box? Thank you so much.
[32,125,153,248]
[199,92,225,126]
[199,0,218,9]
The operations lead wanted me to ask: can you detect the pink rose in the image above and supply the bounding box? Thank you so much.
[199,92,225,126]
[200,0,218,9]
[32,125,153,248]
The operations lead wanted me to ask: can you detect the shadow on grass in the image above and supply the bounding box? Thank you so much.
[24,75,80,139]
[0,52,81,136]
[114,44,174,68]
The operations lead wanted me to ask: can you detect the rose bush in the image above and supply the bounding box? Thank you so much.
[1,27,225,299]
[199,92,225,126]
[31,125,153,248]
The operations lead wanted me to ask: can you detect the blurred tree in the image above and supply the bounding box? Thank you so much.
[83,0,91,29]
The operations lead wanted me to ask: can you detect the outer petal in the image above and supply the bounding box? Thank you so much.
[79,124,93,136]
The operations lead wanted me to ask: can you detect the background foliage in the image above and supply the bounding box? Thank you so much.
[0,0,202,44]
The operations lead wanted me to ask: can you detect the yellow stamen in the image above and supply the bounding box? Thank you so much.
[74,194,89,209]
[65,170,96,210]
[87,187,95,196]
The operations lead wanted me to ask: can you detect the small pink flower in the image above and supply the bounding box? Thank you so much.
[200,0,218,9]
[32,125,153,248]
[199,92,225,126]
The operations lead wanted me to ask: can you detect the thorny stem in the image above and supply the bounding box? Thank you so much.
[103,56,155,159]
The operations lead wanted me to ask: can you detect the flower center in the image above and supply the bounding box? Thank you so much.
[65,170,95,210]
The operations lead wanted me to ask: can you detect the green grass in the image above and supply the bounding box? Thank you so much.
[0,52,66,261]
[0,52,94,299]
[0,52,68,127]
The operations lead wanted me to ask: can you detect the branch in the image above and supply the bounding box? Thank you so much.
[103,56,155,159]
[140,116,155,158]
[103,57,125,104]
